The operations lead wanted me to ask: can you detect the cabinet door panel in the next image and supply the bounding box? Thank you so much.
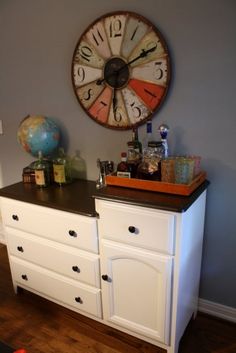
[100,240,172,344]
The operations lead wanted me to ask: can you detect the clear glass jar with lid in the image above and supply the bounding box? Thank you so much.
[137,142,163,181]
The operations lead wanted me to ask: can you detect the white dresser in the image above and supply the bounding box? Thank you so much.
[0,180,208,353]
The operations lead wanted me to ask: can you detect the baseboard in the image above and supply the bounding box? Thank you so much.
[198,298,236,323]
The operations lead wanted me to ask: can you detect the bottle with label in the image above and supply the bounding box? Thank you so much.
[126,128,142,178]
[53,148,72,186]
[116,152,132,178]
[34,151,51,187]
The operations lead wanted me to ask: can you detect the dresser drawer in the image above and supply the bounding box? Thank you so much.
[96,200,175,255]
[10,256,102,318]
[1,198,98,253]
[7,229,100,288]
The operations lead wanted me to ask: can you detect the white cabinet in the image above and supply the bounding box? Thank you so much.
[0,197,102,319]
[0,180,207,353]
[96,192,207,353]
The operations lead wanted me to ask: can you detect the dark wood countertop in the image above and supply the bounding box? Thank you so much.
[95,180,209,212]
[0,179,209,216]
[0,180,97,217]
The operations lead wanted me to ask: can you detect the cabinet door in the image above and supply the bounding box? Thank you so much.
[100,240,172,344]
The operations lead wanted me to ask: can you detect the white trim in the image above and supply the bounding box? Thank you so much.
[198,298,236,323]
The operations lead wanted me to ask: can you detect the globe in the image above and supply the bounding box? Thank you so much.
[17,115,60,157]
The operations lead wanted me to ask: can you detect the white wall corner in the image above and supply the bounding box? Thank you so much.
[198,298,236,323]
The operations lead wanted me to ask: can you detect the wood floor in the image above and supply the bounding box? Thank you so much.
[0,244,235,353]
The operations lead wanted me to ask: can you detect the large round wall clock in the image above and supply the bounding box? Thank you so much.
[71,11,171,130]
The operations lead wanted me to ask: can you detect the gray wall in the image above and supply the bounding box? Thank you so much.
[0,0,236,308]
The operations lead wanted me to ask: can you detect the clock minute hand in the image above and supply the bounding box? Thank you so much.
[124,46,157,67]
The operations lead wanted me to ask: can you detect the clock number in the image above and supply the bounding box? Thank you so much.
[146,41,157,51]
[130,102,142,119]
[109,19,122,38]
[154,62,164,80]
[83,88,93,101]
[113,107,123,122]
[80,45,93,62]
[131,25,139,40]
[92,29,104,46]
[76,67,85,82]
[96,100,107,116]
[144,88,157,102]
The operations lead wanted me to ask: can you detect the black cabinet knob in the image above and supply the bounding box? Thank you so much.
[68,230,77,237]
[128,226,136,233]
[17,246,24,252]
[75,296,82,304]
[102,274,109,281]
[72,266,80,273]
[12,214,19,221]
[21,274,28,281]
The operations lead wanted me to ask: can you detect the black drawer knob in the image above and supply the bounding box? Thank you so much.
[72,266,80,273]
[17,246,24,252]
[75,296,82,304]
[68,230,77,237]
[102,274,109,281]
[21,274,28,281]
[12,214,19,221]
[128,226,136,233]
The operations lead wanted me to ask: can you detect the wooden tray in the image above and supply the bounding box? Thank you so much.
[105,171,206,196]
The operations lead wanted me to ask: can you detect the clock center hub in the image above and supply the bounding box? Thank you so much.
[104,57,130,89]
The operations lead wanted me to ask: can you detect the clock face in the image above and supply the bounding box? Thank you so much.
[72,11,171,130]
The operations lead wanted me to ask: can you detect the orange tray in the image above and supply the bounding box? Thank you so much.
[105,171,206,196]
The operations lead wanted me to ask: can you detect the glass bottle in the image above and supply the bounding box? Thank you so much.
[53,148,72,186]
[143,120,154,149]
[116,152,132,178]
[34,151,51,187]
[71,150,87,180]
[133,127,142,154]
[127,127,142,154]
[158,124,170,158]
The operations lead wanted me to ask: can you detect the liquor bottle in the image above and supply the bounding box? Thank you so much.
[116,152,132,178]
[126,127,142,178]
[34,151,51,187]
[158,123,170,158]
[53,148,72,186]
[143,120,154,149]
[133,127,142,154]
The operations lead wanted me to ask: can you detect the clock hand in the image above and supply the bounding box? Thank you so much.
[96,46,156,85]
[113,89,117,114]
[123,45,157,67]
[112,72,118,115]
